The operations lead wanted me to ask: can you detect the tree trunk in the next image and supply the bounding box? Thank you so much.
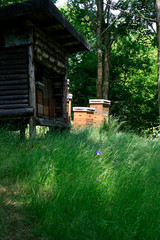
[103,46,110,99]
[96,0,103,98]
[102,0,111,100]
[155,0,160,116]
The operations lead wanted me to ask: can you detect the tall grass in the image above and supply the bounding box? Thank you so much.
[0,125,160,240]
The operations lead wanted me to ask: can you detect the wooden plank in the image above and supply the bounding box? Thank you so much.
[34,44,66,68]
[0,90,28,96]
[0,47,28,55]
[0,94,28,100]
[28,45,36,110]
[28,45,36,136]
[1,28,32,48]
[62,74,68,120]
[0,53,28,60]
[34,52,66,75]
[0,64,28,70]
[0,79,28,86]
[0,99,28,105]
[0,69,28,74]
[0,59,28,65]
[0,74,28,80]
[35,117,69,128]
[0,108,34,118]
[34,38,66,65]
[0,85,28,91]
[0,104,28,109]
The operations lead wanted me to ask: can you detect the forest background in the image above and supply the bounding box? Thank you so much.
[0,0,159,133]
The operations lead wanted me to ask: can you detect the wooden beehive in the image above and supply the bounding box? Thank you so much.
[89,99,111,125]
[0,0,90,136]
[73,107,95,127]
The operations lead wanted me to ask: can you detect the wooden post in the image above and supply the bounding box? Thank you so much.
[62,72,68,122]
[28,44,36,137]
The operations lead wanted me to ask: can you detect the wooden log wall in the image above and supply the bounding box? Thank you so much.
[0,46,29,116]
[34,30,67,75]
[52,81,63,118]
[33,28,68,121]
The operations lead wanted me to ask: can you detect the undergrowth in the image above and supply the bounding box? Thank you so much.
[0,124,160,240]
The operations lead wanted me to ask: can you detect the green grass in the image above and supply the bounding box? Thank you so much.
[0,125,160,240]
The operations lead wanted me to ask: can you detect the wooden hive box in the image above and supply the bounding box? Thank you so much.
[89,99,111,126]
[73,107,95,127]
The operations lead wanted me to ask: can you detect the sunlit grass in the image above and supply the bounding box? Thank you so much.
[0,125,160,240]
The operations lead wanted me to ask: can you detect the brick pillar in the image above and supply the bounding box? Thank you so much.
[73,107,95,128]
[89,99,111,126]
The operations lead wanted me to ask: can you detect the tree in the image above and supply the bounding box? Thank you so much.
[65,0,158,131]
[67,0,115,99]
[155,0,160,116]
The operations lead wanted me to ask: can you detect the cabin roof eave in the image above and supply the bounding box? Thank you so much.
[0,0,91,53]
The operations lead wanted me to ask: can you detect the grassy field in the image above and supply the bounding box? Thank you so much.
[0,124,160,240]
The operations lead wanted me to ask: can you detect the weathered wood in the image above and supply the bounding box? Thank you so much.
[0,0,90,53]
[62,74,68,120]
[33,29,67,75]
[0,85,28,90]
[0,104,28,109]
[35,52,66,75]
[34,44,66,67]
[0,94,28,100]
[0,64,28,70]
[0,28,32,48]
[0,79,27,85]
[0,45,29,115]
[0,59,28,65]
[34,35,67,64]
[28,45,36,136]
[0,74,28,80]
[0,47,27,54]
[35,117,69,128]
[0,90,28,96]
[0,53,28,60]
[0,99,28,105]
[0,69,28,74]
[0,108,34,118]
[34,28,67,58]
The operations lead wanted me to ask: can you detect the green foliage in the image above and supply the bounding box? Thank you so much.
[68,31,158,131]
[63,0,157,132]
[0,129,160,239]
[99,116,123,135]
[110,37,158,131]
[68,50,97,107]
[0,0,24,6]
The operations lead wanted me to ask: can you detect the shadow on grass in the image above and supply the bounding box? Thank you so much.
[0,183,36,240]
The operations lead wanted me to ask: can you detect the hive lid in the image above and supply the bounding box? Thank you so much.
[67,94,73,100]
[73,107,95,112]
[89,99,111,104]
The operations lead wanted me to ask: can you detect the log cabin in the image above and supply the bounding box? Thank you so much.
[0,0,90,136]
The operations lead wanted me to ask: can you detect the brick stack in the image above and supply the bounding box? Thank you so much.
[89,99,111,126]
[73,99,111,128]
[73,107,95,127]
